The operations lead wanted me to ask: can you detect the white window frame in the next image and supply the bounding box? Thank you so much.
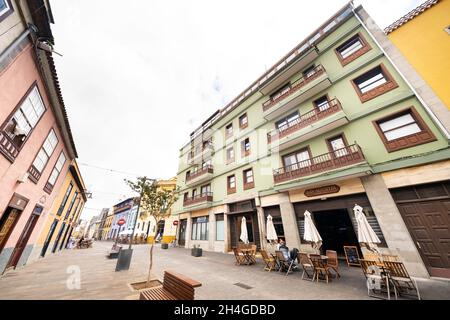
[32,129,58,173]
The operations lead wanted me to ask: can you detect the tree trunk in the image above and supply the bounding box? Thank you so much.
[146,243,154,285]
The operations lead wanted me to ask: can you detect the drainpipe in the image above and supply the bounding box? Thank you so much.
[351,4,450,140]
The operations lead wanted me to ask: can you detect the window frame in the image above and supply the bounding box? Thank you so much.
[334,32,372,66]
[241,137,251,157]
[243,168,254,190]
[44,151,66,194]
[191,216,209,241]
[225,123,233,139]
[351,64,398,103]
[0,0,13,22]
[28,128,59,183]
[226,146,235,164]
[239,113,248,130]
[372,107,437,152]
[227,174,236,194]
[326,133,350,158]
[0,83,47,162]
[57,183,74,216]
[282,146,313,171]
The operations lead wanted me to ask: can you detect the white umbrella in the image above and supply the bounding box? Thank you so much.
[266,215,278,242]
[119,229,133,236]
[303,210,322,250]
[240,217,249,244]
[354,204,381,253]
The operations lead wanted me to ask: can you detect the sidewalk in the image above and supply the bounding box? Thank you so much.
[0,241,448,300]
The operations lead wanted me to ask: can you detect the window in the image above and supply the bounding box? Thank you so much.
[200,184,211,196]
[64,192,78,219]
[302,65,316,78]
[327,135,349,157]
[202,159,212,169]
[227,175,236,194]
[225,123,233,138]
[45,151,66,193]
[57,183,73,215]
[191,216,208,241]
[270,83,291,101]
[282,148,311,171]
[216,214,224,241]
[314,96,330,112]
[1,85,46,153]
[373,107,436,152]
[192,189,198,198]
[335,33,371,65]
[352,64,398,102]
[226,147,235,163]
[29,129,58,181]
[276,112,299,132]
[241,138,250,157]
[239,113,248,129]
[243,168,254,190]
[0,0,13,21]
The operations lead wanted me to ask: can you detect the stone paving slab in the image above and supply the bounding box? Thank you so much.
[0,241,448,300]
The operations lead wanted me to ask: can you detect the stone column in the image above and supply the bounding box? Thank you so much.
[256,206,267,251]
[223,205,230,253]
[361,174,429,278]
[185,213,192,249]
[278,192,301,249]
[208,210,216,251]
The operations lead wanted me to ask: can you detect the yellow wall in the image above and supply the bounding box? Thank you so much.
[37,161,86,248]
[387,0,450,109]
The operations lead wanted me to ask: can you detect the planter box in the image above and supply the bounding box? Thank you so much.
[191,248,202,257]
[161,243,168,249]
[129,279,163,291]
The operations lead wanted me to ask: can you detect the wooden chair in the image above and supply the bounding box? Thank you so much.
[360,259,391,300]
[232,247,246,266]
[249,244,257,264]
[260,250,276,272]
[383,261,420,300]
[326,250,340,278]
[310,254,332,283]
[297,252,314,281]
[140,271,202,300]
[275,250,294,276]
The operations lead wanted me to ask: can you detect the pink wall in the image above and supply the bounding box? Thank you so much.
[0,44,71,249]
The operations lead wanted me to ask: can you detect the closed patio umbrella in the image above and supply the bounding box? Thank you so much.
[354,204,381,253]
[240,217,249,244]
[266,215,278,242]
[303,210,322,250]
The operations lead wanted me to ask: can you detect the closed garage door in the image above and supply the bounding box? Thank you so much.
[391,181,450,278]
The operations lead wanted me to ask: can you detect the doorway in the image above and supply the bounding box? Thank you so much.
[178,219,187,246]
[228,213,260,250]
[313,209,359,256]
[0,207,22,253]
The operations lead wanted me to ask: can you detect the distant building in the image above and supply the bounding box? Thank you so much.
[109,197,137,240]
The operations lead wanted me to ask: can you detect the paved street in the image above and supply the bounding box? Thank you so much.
[0,241,449,300]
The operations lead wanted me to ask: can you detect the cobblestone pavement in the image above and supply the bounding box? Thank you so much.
[0,241,449,300]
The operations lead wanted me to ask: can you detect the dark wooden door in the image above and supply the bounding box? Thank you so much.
[41,219,58,257]
[228,213,260,250]
[397,199,450,278]
[0,207,21,253]
[6,213,39,269]
[178,219,187,246]
[52,222,66,253]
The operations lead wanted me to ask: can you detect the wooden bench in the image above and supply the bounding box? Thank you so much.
[140,271,202,300]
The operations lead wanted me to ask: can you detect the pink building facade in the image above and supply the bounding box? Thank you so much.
[0,0,80,273]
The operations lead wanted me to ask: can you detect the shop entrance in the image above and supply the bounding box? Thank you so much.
[313,209,359,256]
[178,219,187,247]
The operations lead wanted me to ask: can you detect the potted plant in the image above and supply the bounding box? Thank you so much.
[191,244,202,257]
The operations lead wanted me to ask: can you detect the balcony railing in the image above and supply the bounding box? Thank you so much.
[28,165,42,183]
[273,144,365,184]
[187,144,214,162]
[268,99,342,143]
[44,182,54,194]
[262,65,326,112]
[0,131,19,162]
[186,165,214,182]
[183,192,213,206]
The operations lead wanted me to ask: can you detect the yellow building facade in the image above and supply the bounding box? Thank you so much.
[386,0,450,109]
[134,177,178,244]
[34,161,87,257]
[103,208,114,240]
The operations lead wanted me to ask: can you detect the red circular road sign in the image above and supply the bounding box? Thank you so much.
[173,220,179,226]
[117,218,126,226]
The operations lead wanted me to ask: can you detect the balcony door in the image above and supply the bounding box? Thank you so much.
[200,184,211,197]
[328,135,349,158]
[283,148,311,171]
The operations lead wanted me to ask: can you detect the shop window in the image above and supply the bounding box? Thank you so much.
[191,216,208,241]
[216,214,224,241]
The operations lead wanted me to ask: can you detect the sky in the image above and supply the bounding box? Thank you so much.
[50,0,424,221]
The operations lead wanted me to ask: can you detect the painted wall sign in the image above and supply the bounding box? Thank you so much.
[304,185,340,197]
[8,193,29,210]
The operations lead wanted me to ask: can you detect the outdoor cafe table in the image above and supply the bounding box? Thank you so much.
[240,248,256,265]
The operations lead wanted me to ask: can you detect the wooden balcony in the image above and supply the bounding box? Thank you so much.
[187,144,214,165]
[263,65,328,113]
[28,165,42,184]
[0,131,19,162]
[44,182,54,194]
[185,165,214,186]
[268,99,343,144]
[183,192,213,207]
[273,144,366,184]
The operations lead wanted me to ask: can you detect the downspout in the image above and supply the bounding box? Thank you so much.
[351,3,450,140]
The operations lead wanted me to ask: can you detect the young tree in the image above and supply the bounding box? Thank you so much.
[125,176,179,285]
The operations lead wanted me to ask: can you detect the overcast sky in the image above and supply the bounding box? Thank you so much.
[50,0,423,220]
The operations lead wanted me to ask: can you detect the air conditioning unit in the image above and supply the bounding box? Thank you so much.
[17,172,29,183]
